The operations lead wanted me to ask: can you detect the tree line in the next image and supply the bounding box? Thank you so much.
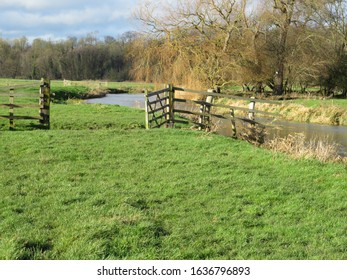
[0,32,135,81]
[1,0,347,96]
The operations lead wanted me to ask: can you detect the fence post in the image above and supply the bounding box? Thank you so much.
[230,108,237,138]
[198,103,204,131]
[205,89,215,131]
[198,89,214,131]
[248,97,256,121]
[9,88,14,130]
[39,78,51,129]
[168,84,175,128]
[145,90,149,129]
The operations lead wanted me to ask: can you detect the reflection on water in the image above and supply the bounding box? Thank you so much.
[218,117,347,157]
[86,93,145,109]
[87,93,347,157]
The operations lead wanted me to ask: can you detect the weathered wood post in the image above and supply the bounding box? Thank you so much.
[168,84,175,128]
[205,89,215,132]
[230,108,237,138]
[198,103,204,131]
[165,84,174,128]
[39,78,51,129]
[145,89,149,129]
[9,88,14,130]
[198,88,214,131]
[248,97,256,121]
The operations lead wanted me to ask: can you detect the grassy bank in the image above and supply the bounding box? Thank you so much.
[0,102,346,260]
[215,98,347,126]
[0,79,155,101]
[264,100,347,126]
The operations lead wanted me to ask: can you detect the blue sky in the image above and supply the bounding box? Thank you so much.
[0,0,140,41]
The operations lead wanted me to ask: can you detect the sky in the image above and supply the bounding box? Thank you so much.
[0,0,141,41]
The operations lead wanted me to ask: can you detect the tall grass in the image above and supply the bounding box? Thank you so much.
[213,96,347,126]
[255,102,347,126]
[264,133,346,163]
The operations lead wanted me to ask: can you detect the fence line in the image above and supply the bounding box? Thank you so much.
[0,78,51,130]
[145,84,281,137]
[0,83,40,91]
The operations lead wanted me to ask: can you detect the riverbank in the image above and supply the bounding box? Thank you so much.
[1,103,346,260]
[261,101,347,126]
[52,80,155,99]
[214,97,347,126]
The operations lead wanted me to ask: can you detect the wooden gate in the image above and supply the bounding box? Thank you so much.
[144,85,174,129]
[0,79,51,130]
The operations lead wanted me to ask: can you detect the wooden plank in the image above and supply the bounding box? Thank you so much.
[0,93,39,97]
[0,83,39,91]
[174,98,279,117]
[174,98,204,105]
[174,109,227,119]
[175,119,205,128]
[0,115,41,120]
[236,116,266,127]
[146,88,170,97]
[148,96,169,105]
[149,112,169,123]
[148,104,169,114]
[0,104,40,109]
[174,109,269,127]
[173,87,280,104]
[151,120,169,128]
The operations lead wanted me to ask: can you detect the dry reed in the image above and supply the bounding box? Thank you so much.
[264,133,346,163]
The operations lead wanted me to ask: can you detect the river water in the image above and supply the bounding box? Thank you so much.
[87,94,347,157]
[87,93,145,109]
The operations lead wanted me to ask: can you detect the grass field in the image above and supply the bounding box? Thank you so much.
[0,101,347,260]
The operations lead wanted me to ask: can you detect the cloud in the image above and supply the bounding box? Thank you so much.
[0,0,94,10]
[0,0,139,40]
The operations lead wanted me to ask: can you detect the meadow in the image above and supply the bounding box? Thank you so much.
[0,100,346,260]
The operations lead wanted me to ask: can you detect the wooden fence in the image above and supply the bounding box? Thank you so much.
[144,85,174,129]
[0,79,51,130]
[145,85,280,137]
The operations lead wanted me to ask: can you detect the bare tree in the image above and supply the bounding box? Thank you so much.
[135,0,250,87]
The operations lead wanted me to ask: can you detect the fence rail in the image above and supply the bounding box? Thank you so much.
[0,83,41,91]
[145,84,281,137]
[0,79,51,130]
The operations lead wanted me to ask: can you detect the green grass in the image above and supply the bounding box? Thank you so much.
[50,80,155,95]
[0,102,346,260]
[106,81,155,93]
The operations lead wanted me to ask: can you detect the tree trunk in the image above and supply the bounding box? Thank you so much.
[272,0,295,95]
[274,64,284,95]
[343,89,347,99]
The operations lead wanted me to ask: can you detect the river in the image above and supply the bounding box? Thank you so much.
[87,93,347,157]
